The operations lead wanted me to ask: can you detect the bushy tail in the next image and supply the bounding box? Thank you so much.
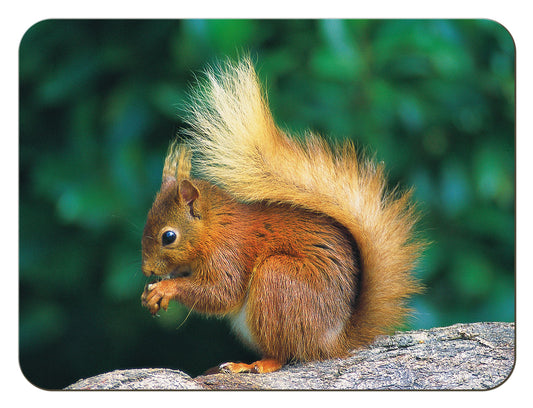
[182,58,423,347]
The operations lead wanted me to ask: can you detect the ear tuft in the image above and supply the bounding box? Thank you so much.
[162,142,192,183]
[162,176,176,188]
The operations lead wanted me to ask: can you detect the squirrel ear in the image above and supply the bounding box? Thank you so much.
[178,179,199,205]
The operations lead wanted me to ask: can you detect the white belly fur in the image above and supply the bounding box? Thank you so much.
[229,300,257,349]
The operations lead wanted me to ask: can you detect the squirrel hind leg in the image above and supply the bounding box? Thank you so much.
[247,255,354,362]
[205,358,283,374]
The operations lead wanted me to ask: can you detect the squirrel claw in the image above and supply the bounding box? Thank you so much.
[219,362,247,373]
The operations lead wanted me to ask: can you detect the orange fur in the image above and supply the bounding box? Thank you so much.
[141,58,423,373]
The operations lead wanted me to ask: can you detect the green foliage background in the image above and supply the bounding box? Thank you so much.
[19,19,515,389]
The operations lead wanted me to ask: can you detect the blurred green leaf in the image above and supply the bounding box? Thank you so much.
[440,159,472,216]
[473,144,514,206]
[206,19,256,55]
[451,252,495,299]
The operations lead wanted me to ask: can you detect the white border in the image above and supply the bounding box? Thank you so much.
[4,1,530,406]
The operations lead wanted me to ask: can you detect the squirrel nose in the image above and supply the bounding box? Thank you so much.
[141,261,154,277]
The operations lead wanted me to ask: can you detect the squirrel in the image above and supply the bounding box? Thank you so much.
[141,58,423,374]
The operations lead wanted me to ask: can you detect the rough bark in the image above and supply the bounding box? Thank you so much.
[65,322,514,391]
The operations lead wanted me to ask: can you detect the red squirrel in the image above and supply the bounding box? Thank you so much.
[141,58,423,374]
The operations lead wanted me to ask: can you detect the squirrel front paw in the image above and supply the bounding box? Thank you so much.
[141,280,178,315]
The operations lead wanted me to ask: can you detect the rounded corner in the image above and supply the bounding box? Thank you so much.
[479,18,516,55]
[19,19,57,54]
[18,357,57,391]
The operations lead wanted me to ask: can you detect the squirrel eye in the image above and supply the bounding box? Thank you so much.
[161,230,177,246]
